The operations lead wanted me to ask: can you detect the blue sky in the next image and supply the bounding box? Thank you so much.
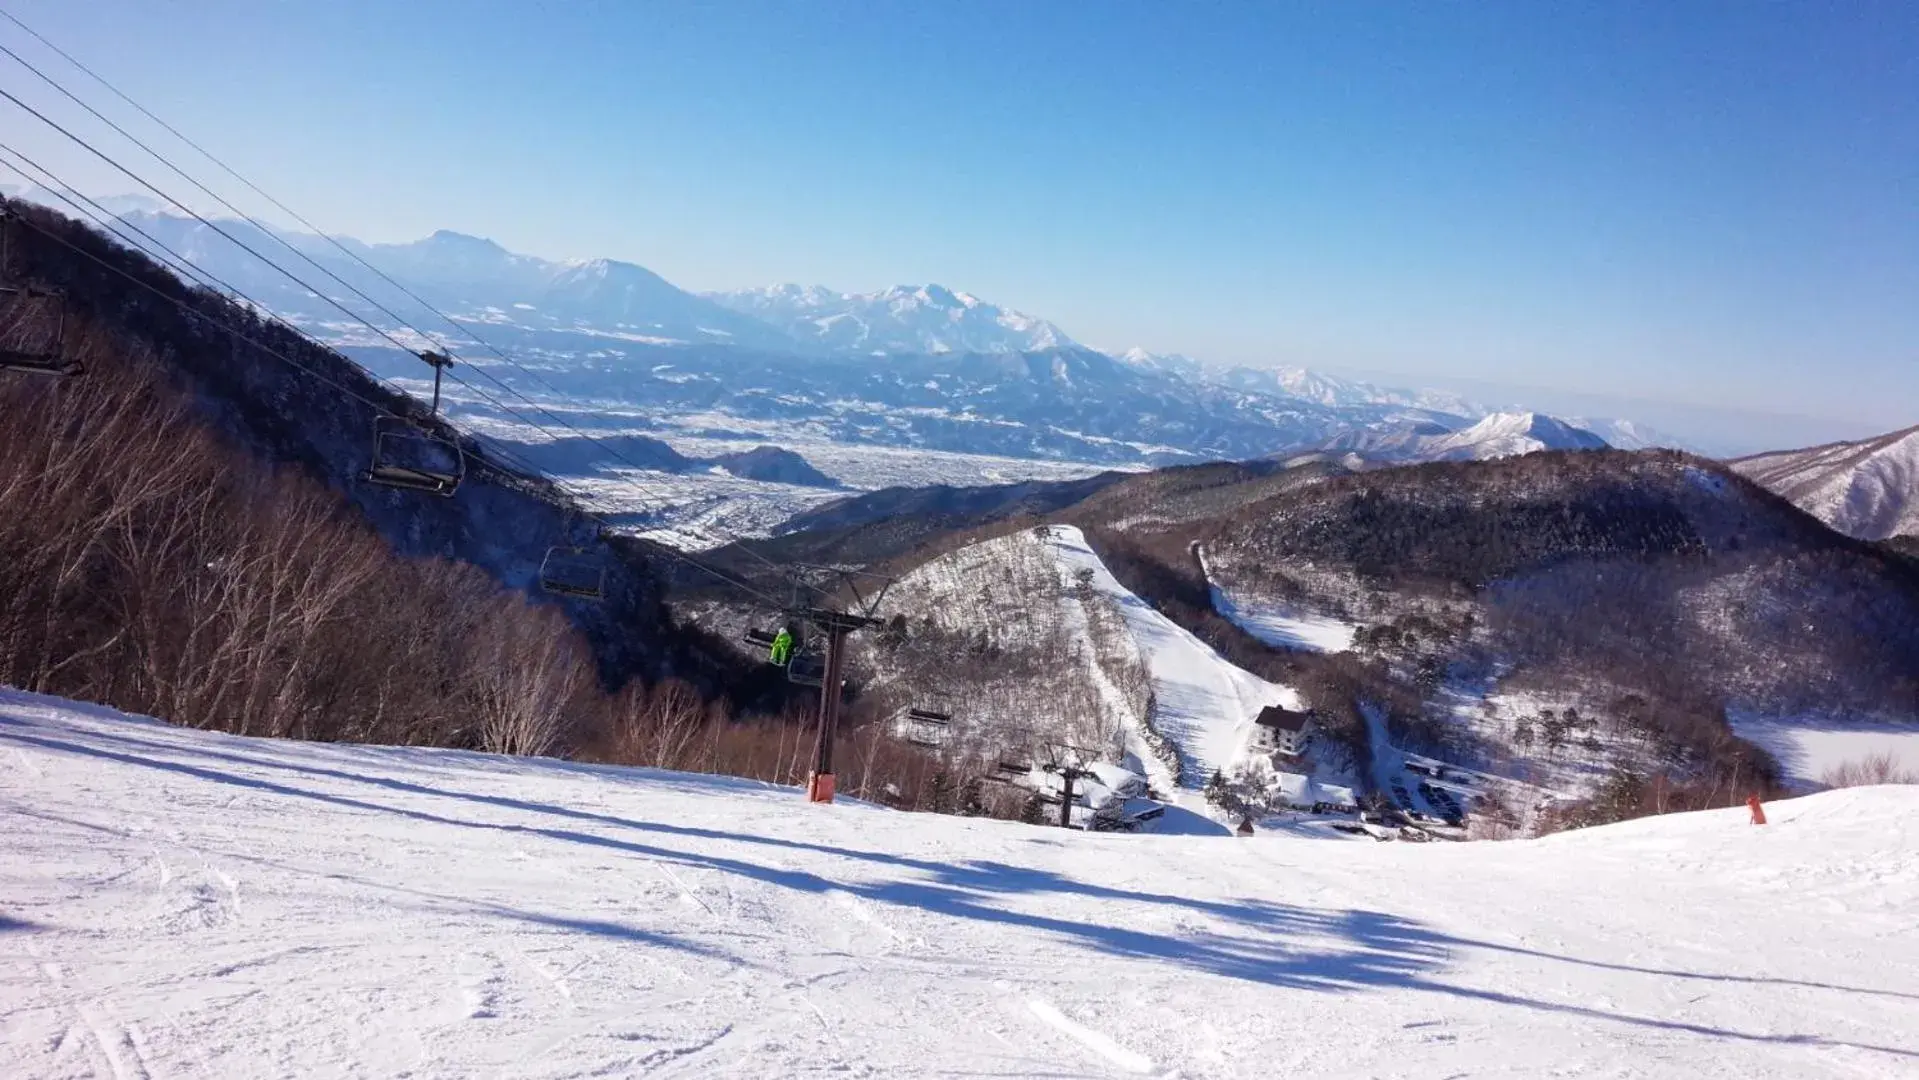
[2,1,1914,448]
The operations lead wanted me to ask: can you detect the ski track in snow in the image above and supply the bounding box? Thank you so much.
[1025,997,1156,1074]
[1044,525,1301,792]
[3,687,1918,1078]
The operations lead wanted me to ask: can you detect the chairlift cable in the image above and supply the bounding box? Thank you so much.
[0,83,462,378]
[0,145,239,305]
[0,21,810,588]
[0,174,784,607]
[0,143,409,409]
[0,182,396,412]
[0,43,809,605]
[0,75,677,522]
[0,37,709,525]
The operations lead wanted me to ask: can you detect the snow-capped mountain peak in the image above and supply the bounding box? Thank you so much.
[1114,347,1208,381]
[1310,410,1613,463]
[706,282,1077,355]
[1426,411,1610,460]
[421,228,507,252]
[1213,364,1485,416]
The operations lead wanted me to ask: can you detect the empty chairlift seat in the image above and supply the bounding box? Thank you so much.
[363,416,465,496]
[786,647,827,688]
[0,285,78,376]
[903,706,952,747]
[539,547,606,601]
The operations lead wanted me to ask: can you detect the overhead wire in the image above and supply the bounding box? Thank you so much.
[0,13,800,576]
[0,180,396,413]
[0,140,394,374]
[0,33,678,503]
[1,189,783,607]
[0,144,542,467]
[0,20,799,595]
[0,67,673,524]
[0,159,781,607]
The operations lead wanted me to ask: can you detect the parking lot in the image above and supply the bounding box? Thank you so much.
[1386,760,1475,830]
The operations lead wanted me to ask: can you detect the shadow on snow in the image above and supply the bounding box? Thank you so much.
[3,708,1915,1063]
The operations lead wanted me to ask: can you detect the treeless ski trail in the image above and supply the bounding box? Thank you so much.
[1043,525,1302,789]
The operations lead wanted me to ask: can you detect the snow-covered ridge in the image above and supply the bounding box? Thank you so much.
[1732,424,1919,540]
[1422,411,1610,460]
[4,687,1916,1077]
[25,194,1676,464]
[1310,410,1613,463]
[705,281,1078,355]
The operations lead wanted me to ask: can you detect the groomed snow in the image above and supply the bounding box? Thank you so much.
[1208,587,1356,654]
[1729,712,1919,790]
[1193,545,1357,655]
[4,691,1917,1077]
[1043,526,1301,789]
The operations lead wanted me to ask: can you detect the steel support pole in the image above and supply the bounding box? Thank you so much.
[804,623,852,803]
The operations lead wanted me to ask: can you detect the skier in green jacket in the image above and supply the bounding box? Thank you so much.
[769,626,795,666]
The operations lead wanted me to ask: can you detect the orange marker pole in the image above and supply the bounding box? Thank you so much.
[1747,793,1767,825]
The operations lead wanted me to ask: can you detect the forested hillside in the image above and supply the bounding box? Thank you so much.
[724,447,1919,829]
[1129,452,1919,822]
[0,197,734,689]
[0,197,965,804]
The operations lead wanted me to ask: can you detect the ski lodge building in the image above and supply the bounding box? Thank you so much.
[1253,704,1313,757]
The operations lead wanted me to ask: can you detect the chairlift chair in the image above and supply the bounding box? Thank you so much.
[785,645,827,688]
[903,704,952,748]
[0,285,78,377]
[539,546,605,601]
[744,627,780,651]
[362,415,465,496]
[363,350,463,495]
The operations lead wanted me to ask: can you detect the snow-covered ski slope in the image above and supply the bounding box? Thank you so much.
[1194,545,1357,655]
[1729,711,1919,791]
[1045,526,1300,787]
[1208,587,1357,654]
[5,689,1919,1079]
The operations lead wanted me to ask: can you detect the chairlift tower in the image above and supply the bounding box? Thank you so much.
[740,564,894,803]
[787,564,892,803]
[796,605,878,803]
[1041,744,1102,829]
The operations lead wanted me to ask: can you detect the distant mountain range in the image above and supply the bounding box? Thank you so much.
[21,190,1685,468]
[1204,361,1483,416]
[1732,425,1919,541]
[1302,411,1610,464]
[135,215,804,352]
[704,283,1074,355]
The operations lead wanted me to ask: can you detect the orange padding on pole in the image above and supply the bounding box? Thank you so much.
[807,772,836,804]
[1747,794,1767,825]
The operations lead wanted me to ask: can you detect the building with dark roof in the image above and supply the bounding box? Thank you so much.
[1253,704,1313,756]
